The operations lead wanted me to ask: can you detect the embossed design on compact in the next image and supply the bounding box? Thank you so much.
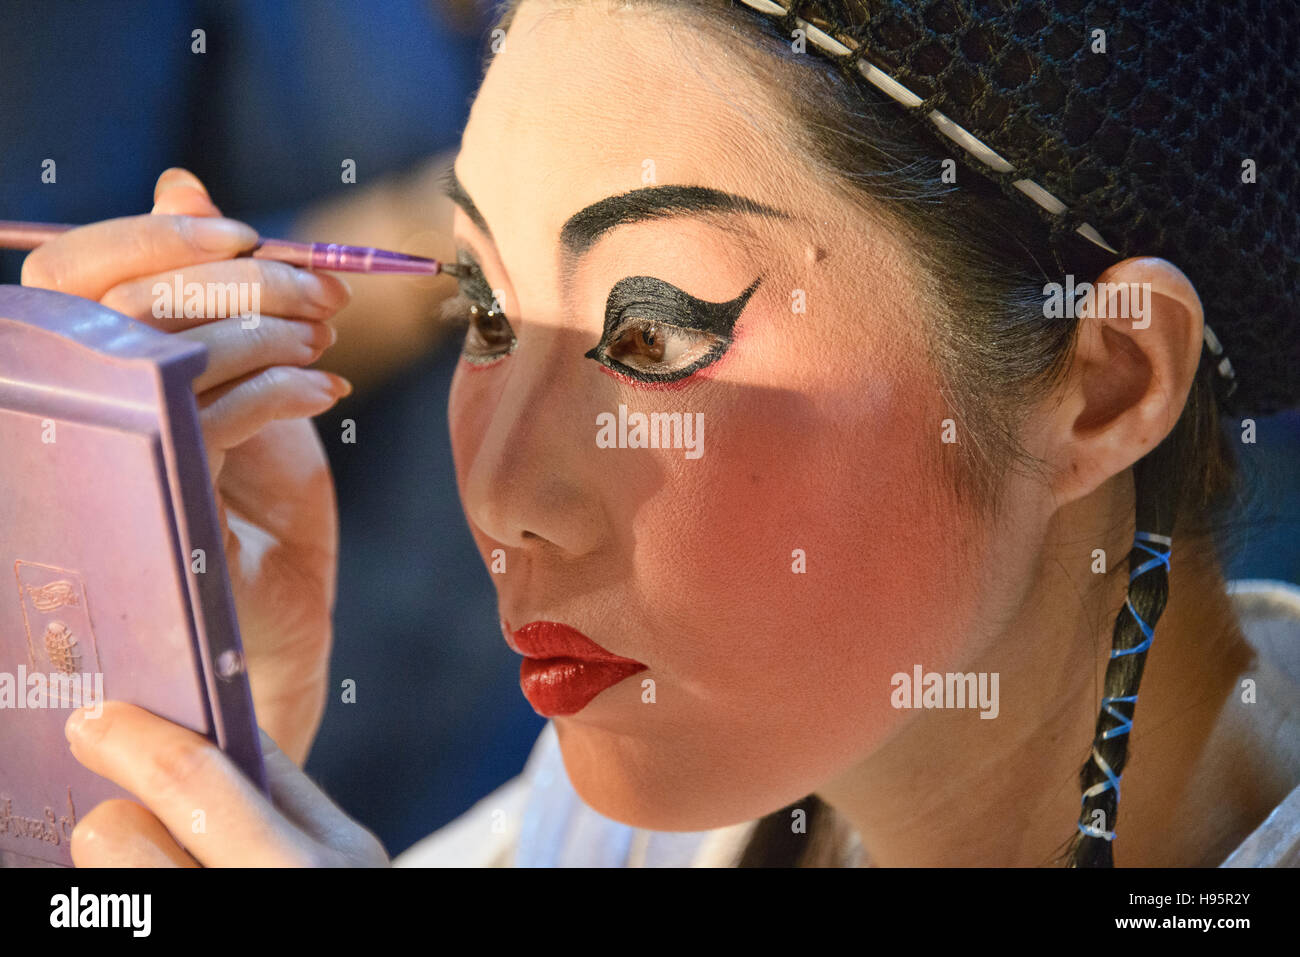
[0,787,77,846]
[42,621,80,674]
[26,579,80,612]
[14,561,102,678]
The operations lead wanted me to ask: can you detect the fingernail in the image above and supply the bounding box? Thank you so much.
[155,167,208,201]
[188,217,259,253]
[298,322,337,350]
[298,271,347,313]
[65,708,85,741]
[305,369,352,397]
[66,705,108,746]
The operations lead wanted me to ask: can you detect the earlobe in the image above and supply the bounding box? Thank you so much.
[1044,257,1204,507]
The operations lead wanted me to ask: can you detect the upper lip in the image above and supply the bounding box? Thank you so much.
[505,620,645,665]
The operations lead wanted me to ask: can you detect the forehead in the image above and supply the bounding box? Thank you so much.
[457,0,812,258]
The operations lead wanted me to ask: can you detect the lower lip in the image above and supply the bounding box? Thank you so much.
[519,656,647,717]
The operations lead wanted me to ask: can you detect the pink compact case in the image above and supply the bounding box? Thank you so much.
[0,286,266,867]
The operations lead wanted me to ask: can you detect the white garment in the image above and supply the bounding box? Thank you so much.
[396,580,1300,867]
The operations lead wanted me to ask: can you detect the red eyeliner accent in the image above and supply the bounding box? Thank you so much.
[595,346,737,391]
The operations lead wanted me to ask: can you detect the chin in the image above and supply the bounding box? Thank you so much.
[551,717,814,832]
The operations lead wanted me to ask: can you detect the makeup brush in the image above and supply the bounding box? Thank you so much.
[0,220,469,277]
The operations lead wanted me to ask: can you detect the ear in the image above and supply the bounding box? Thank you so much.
[1040,257,1204,508]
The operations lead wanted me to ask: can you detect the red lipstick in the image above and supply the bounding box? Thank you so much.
[505,620,647,717]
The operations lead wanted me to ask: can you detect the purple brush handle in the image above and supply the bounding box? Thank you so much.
[0,221,460,276]
[250,239,443,274]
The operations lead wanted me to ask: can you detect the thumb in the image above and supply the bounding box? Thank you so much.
[152,167,222,217]
[256,728,386,858]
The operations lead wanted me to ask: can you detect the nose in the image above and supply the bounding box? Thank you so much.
[456,349,608,558]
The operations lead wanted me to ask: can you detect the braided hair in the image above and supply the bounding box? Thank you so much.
[487,0,1245,865]
[1062,340,1227,865]
[1065,438,1177,865]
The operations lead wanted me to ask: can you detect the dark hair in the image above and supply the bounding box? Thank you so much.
[488,0,1241,867]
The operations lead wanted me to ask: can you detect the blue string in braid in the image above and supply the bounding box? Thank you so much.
[1111,532,1172,660]
[1076,530,1172,842]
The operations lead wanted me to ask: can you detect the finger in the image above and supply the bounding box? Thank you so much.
[65,702,322,867]
[100,258,350,329]
[153,167,211,205]
[215,419,338,545]
[71,799,201,868]
[257,730,387,862]
[153,184,221,218]
[179,316,337,394]
[198,365,352,453]
[21,214,258,302]
[153,168,220,216]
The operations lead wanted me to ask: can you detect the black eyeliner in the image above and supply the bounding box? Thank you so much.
[597,275,761,337]
[585,275,762,382]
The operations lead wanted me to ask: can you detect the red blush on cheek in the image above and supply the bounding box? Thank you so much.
[633,362,975,722]
[447,364,499,483]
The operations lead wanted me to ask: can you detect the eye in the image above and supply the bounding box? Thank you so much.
[461,300,516,364]
[442,255,516,366]
[585,275,761,383]
[600,317,723,376]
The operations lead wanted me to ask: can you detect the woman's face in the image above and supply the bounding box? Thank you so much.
[447,0,1023,830]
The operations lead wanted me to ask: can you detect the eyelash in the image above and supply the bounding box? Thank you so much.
[441,261,515,367]
[446,258,748,382]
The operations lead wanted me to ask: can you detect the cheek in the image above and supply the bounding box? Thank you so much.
[447,359,510,563]
[448,360,494,501]
[622,335,986,778]
[447,363,473,472]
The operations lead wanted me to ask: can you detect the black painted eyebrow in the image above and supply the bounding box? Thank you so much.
[440,165,494,241]
[558,185,792,261]
[441,165,792,275]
